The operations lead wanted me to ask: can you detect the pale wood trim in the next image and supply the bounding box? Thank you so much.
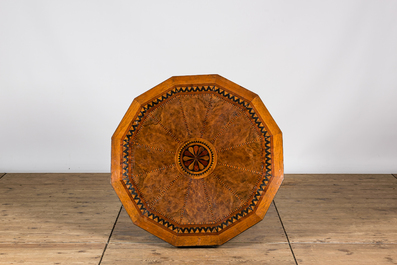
[251,96,282,136]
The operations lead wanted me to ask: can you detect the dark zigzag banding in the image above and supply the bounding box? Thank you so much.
[123,173,270,234]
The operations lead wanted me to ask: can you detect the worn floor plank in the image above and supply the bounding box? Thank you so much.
[100,203,296,264]
[0,173,121,265]
[274,174,397,244]
[0,173,121,243]
[100,243,295,265]
[291,243,397,265]
[2,173,397,264]
[0,243,103,265]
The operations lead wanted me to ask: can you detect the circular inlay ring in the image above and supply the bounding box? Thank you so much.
[175,138,217,179]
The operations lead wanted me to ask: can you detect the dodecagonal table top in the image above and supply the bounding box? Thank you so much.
[111,75,283,246]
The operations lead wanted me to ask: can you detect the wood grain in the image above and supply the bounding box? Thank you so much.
[291,243,397,265]
[110,203,287,245]
[0,243,103,265]
[111,75,284,246]
[274,174,397,244]
[100,243,296,265]
[0,173,121,243]
[0,173,121,265]
[1,173,396,264]
[101,203,295,264]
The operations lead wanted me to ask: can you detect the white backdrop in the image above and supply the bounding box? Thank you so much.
[1,1,396,173]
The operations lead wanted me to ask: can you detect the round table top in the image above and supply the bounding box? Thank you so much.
[111,75,283,246]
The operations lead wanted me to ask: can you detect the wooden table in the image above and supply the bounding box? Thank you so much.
[111,75,283,246]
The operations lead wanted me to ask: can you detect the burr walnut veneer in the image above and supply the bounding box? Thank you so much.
[111,75,283,246]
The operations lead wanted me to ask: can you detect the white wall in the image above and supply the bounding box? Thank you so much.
[1,1,396,173]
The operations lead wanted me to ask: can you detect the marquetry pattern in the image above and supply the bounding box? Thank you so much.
[122,86,271,234]
[121,85,272,234]
[175,139,216,178]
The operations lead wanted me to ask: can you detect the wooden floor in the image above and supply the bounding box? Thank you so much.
[1,173,396,264]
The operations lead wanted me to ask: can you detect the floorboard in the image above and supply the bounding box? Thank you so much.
[101,242,295,265]
[274,174,397,264]
[0,243,104,265]
[0,173,121,264]
[1,173,396,264]
[291,243,397,265]
[274,174,397,244]
[100,203,297,264]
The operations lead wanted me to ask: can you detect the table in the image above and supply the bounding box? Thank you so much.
[111,74,283,246]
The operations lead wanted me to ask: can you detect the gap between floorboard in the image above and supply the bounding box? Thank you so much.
[273,201,299,265]
[392,174,397,180]
[98,205,123,265]
[0,173,6,180]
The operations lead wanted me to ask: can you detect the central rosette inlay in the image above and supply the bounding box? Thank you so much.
[182,145,210,172]
[176,138,217,179]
